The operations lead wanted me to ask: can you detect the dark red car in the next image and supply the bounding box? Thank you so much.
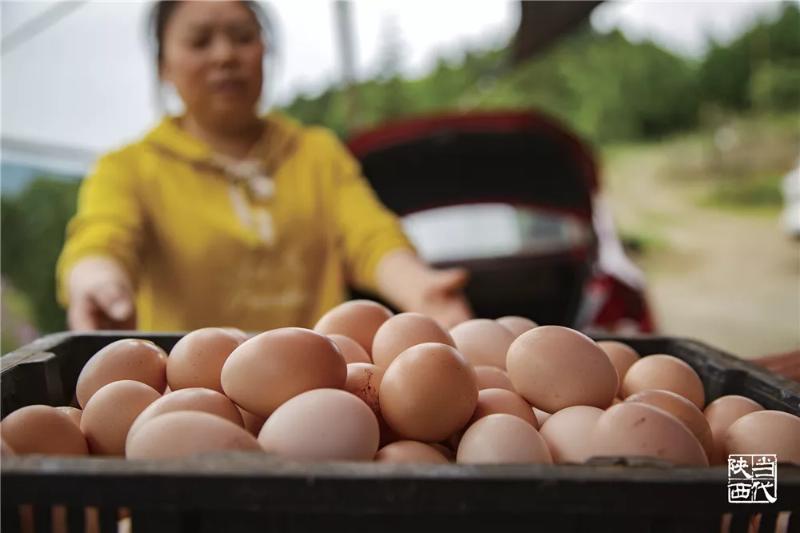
[347,110,654,333]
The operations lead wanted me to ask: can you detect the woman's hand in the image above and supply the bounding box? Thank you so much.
[67,256,136,331]
[752,350,800,383]
[376,249,473,329]
[412,267,473,329]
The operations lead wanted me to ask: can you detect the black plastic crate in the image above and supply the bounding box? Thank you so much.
[2,332,799,533]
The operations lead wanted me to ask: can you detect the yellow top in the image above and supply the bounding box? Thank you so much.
[56,113,413,331]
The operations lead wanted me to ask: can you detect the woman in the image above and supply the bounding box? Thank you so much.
[57,0,472,332]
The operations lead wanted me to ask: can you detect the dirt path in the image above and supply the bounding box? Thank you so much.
[602,146,800,359]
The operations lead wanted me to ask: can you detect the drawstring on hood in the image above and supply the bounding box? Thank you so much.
[144,113,301,245]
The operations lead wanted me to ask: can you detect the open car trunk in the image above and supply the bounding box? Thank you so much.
[347,112,600,327]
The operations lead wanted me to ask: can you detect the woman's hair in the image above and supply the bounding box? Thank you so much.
[148,0,276,67]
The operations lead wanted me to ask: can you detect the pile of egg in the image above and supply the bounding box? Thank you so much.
[2,300,799,466]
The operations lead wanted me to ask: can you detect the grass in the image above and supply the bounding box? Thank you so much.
[701,173,784,212]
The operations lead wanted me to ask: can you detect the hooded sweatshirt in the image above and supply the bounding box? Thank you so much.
[56,112,412,331]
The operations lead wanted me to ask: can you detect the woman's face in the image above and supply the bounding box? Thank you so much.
[160,1,265,127]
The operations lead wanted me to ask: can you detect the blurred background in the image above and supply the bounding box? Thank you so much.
[2,1,798,358]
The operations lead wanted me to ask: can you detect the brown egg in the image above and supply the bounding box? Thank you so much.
[221,327,249,343]
[621,355,705,409]
[345,363,384,416]
[473,365,515,391]
[704,395,764,465]
[56,406,82,428]
[449,319,515,369]
[375,440,450,464]
[314,300,394,352]
[533,407,552,426]
[596,341,640,396]
[590,402,708,466]
[237,406,267,437]
[625,389,714,460]
[539,406,603,463]
[167,328,240,393]
[76,339,167,408]
[1,438,15,456]
[506,326,618,412]
[372,312,455,368]
[1,405,88,455]
[258,389,379,461]
[380,343,478,442]
[127,411,261,459]
[329,334,372,364]
[496,316,538,338]
[471,388,538,428]
[81,380,160,456]
[127,387,244,448]
[221,328,347,417]
[457,413,552,464]
[725,410,800,464]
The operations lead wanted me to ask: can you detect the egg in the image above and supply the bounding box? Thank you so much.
[539,406,603,463]
[506,326,618,412]
[221,327,249,343]
[590,402,708,466]
[258,389,379,461]
[496,316,538,337]
[471,388,538,428]
[76,339,167,408]
[625,389,714,459]
[372,312,455,368]
[449,319,515,369]
[380,343,478,442]
[344,363,384,416]
[621,355,705,409]
[374,441,450,464]
[167,328,241,392]
[127,411,261,459]
[314,300,394,353]
[1,405,88,455]
[56,406,82,428]
[473,365,515,391]
[725,410,800,464]
[221,328,347,417]
[1,439,15,456]
[329,334,372,364]
[127,387,244,448]
[704,395,764,464]
[237,407,267,437]
[81,380,161,456]
[457,413,552,464]
[596,341,640,396]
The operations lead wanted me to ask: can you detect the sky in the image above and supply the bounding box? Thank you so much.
[0,0,789,159]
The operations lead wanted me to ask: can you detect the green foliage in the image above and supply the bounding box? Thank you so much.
[282,3,800,144]
[469,27,700,142]
[1,177,80,334]
[750,61,800,111]
[699,2,800,111]
[284,25,704,143]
